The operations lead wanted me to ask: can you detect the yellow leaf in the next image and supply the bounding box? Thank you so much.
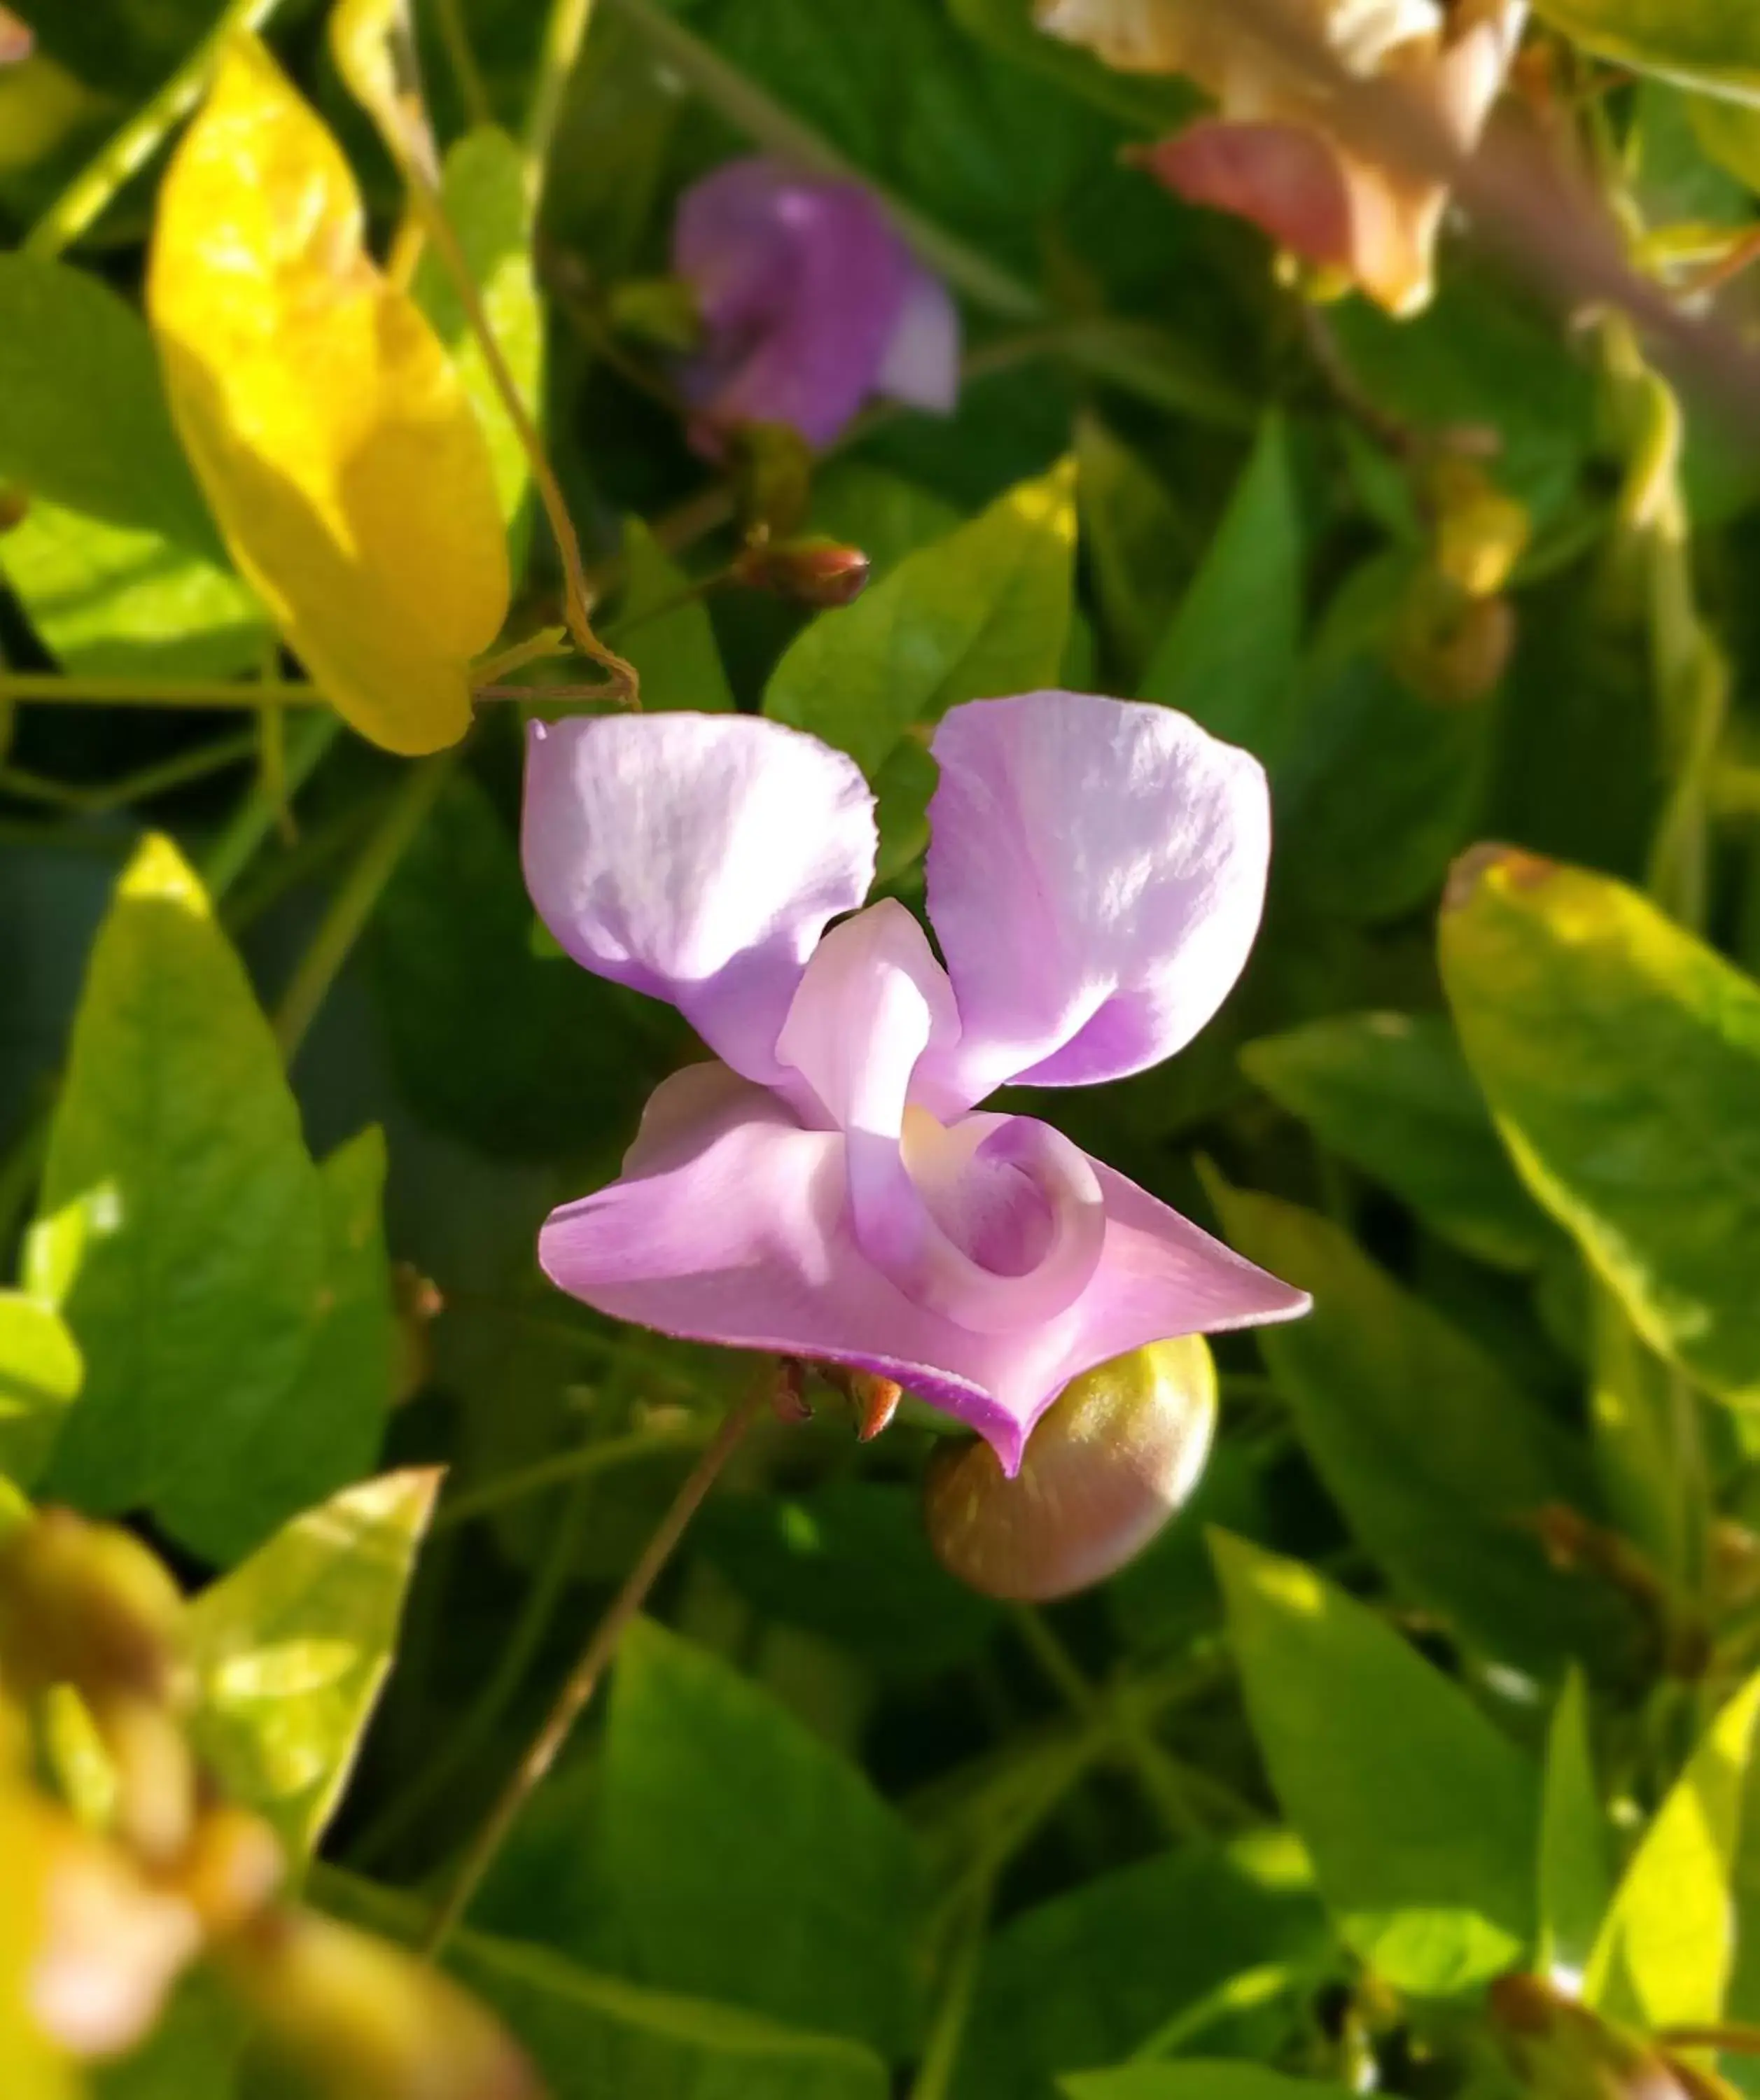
[147,36,509,756]
[330,0,438,183]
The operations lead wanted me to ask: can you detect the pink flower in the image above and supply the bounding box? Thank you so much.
[671,157,960,451]
[522,693,1308,1472]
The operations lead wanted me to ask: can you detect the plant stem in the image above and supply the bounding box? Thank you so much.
[25,0,289,258]
[204,712,343,903]
[0,673,319,709]
[0,729,257,817]
[420,1373,768,1958]
[430,0,493,127]
[526,0,598,198]
[909,1882,991,2100]
[603,0,1042,323]
[433,1421,713,1531]
[273,754,454,1062]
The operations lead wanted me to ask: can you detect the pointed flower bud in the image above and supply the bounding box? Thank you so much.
[732,536,873,609]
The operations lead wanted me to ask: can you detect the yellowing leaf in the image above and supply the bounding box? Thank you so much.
[331,0,438,181]
[147,36,509,756]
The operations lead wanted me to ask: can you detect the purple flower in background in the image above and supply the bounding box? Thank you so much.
[522,693,1308,1472]
[671,156,960,451]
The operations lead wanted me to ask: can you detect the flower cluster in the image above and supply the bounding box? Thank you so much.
[523,692,1307,1471]
[1039,0,1529,315]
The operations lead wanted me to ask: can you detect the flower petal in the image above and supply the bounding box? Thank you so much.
[923,691,1271,1104]
[540,1069,1306,1474]
[875,268,961,414]
[522,713,876,1085]
[673,157,919,450]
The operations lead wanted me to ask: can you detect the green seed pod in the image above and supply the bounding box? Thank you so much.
[923,1338,1217,1601]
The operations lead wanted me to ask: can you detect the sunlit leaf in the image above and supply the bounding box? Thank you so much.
[411,127,543,552]
[1213,1531,1539,1995]
[765,458,1076,776]
[1533,0,1760,103]
[0,1292,79,1494]
[37,836,389,1564]
[0,254,265,678]
[1587,1668,1760,2030]
[186,1469,439,1858]
[147,35,510,755]
[1539,1670,1612,1987]
[1441,848,1760,1409]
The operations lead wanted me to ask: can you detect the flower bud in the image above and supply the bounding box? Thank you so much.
[1487,1975,1731,2100]
[1425,454,1531,600]
[607,275,704,355]
[731,536,872,609]
[0,8,30,65]
[174,1805,284,1938]
[0,1509,188,1714]
[227,1910,542,2100]
[1388,569,1516,707]
[923,1337,1217,1600]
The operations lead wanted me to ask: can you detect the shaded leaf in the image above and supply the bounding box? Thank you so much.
[1213,1532,1540,1995]
[765,458,1075,776]
[1139,417,1303,766]
[954,1835,1329,2100]
[1064,2066,1357,2100]
[186,1469,439,1857]
[586,1618,921,2057]
[1441,849,1760,1410]
[147,36,509,755]
[1209,1183,1628,1674]
[1240,1012,1557,1272]
[616,517,733,713]
[320,1868,891,2100]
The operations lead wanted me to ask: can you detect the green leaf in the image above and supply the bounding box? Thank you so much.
[585,1618,921,2057]
[807,462,961,582]
[1212,1531,1540,1994]
[616,517,733,713]
[1532,0,1760,103]
[1689,89,1760,188]
[371,772,677,1157]
[765,458,1076,777]
[1539,1670,1612,1985]
[1440,848,1760,1409]
[410,125,542,550]
[1208,1183,1628,1673]
[1239,1012,1558,1272]
[0,253,265,677]
[1138,418,1303,766]
[1077,412,1188,682]
[703,1483,1000,1679]
[947,0,1199,132]
[37,835,387,1564]
[320,1868,893,2100]
[954,1834,1329,2100]
[1587,1669,1760,2030]
[186,1468,440,1858]
[0,1291,80,1492]
[92,1975,246,2100]
[1063,2065,1357,2100]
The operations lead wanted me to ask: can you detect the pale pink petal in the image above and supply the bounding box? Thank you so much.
[923,692,1271,1105]
[522,713,876,1086]
[540,1073,1306,1473]
[1147,120,1355,279]
[875,270,961,414]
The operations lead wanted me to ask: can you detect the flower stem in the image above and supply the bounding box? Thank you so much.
[430,0,494,128]
[273,753,454,1062]
[602,0,1043,323]
[432,1420,713,1531]
[0,673,319,708]
[0,728,257,817]
[203,710,342,902]
[526,0,598,198]
[25,0,289,258]
[419,1373,769,1958]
